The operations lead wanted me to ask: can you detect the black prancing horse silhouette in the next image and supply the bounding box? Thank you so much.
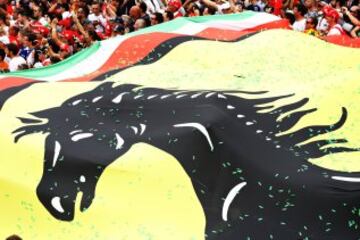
[13,83,360,239]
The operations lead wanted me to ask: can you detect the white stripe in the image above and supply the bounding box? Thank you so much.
[38,36,127,81]
[173,13,279,35]
[69,129,83,135]
[112,92,129,103]
[115,133,124,149]
[134,94,143,99]
[205,92,216,98]
[147,94,158,99]
[174,122,214,151]
[202,14,280,31]
[161,94,172,99]
[227,105,235,110]
[173,22,208,35]
[191,92,203,98]
[173,91,187,95]
[53,141,61,168]
[131,126,138,135]
[72,99,82,106]
[331,176,360,182]
[176,94,187,99]
[140,124,146,135]
[92,96,103,103]
[71,133,93,142]
[51,196,65,213]
[222,182,247,221]
[218,94,227,99]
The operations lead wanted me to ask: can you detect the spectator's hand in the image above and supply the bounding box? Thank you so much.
[51,18,58,27]
[71,11,79,22]
[341,6,349,14]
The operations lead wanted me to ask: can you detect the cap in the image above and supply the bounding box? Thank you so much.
[322,5,333,16]
[220,2,231,10]
[327,9,340,21]
[32,25,50,36]
[168,0,182,10]
[58,18,72,29]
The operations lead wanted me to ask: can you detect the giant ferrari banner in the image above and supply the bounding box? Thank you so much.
[1,12,360,240]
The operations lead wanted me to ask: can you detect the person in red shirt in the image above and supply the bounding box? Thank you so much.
[325,8,346,35]
[166,0,185,18]
[50,18,73,60]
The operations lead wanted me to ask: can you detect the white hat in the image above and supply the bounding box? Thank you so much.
[220,1,231,10]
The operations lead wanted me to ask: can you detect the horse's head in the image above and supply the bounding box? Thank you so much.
[12,84,143,221]
[12,82,360,224]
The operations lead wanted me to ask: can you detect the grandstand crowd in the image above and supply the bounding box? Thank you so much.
[0,0,358,72]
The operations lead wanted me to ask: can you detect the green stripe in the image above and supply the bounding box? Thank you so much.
[1,41,100,78]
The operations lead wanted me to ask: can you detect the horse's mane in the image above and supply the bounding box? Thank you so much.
[12,82,359,160]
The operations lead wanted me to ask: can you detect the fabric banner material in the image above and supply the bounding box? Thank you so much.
[1,12,360,240]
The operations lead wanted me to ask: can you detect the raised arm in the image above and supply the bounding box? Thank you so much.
[342,7,360,26]
[72,13,91,45]
[200,0,219,11]
[50,18,67,48]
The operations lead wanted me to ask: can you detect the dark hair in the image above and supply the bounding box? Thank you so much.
[114,25,125,33]
[27,32,37,45]
[139,1,147,13]
[59,3,70,11]
[308,16,318,26]
[164,10,174,20]
[0,13,6,22]
[17,8,25,16]
[296,4,308,16]
[154,12,164,24]
[18,63,29,70]
[6,43,19,56]
[0,48,5,60]
[126,25,135,33]
[264,5,274,13]
[285,11,296,24]
[206,6,217,15]
[88,29,102,41]
[34,48,43,63]
[47,38,60,53]
[10,25,20,34]
[50,56,61,64]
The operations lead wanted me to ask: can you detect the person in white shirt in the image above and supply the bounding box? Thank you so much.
[292,4,308,31]
[5,43,26,72]
[88,3,107,33]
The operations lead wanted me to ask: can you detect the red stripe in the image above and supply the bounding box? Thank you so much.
[62,32,183,82]
[196,19,290,39]
[323,35,360,48]
[0,78,37,91]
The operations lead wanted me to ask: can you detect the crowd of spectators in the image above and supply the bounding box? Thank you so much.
[0,0,358,72]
